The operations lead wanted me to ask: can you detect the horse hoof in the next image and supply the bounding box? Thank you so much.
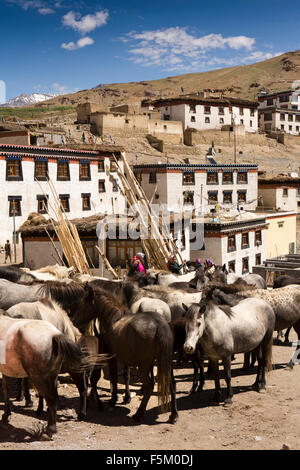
[123,396,131,405]
[77,412,87,421]
[108,399,117,408]
[168,413,178,424]
[251,383,260,392]
[25,400,34,408]
[224,398,232,405]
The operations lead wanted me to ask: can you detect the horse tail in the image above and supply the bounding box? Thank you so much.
[51,334,110,373]
[155,319,173,412]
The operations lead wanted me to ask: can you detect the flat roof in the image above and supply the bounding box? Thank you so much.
[134,163,258,170]
[145,94,259,109]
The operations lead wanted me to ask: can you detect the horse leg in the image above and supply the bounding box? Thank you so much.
[222,356,233,404]
[108,357,118,407]
[1,375,11,423]
[36,396,44,417]
[284,327,292,344]
[23,378,33,407]
[123,366,131,404]
[16,378,24,402]
[190,349,204,394]
[168,365,178,424]
[242,352,250,370]
[30,375,59,437]
[89,367,104,410]
[68,371,87,420]
[132,366,154,423]
[210,359,221,403]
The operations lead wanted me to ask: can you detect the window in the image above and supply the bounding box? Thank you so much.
[98,180,106,193]
[59,195,70,212]
[37,195,48,214]
[149,171,157,184]
[240,119,244,125]
[227,235,236,252]
[218,107,224,115]
[79,162,90,180]
[189,104,196,113]
[264,113,273,121]
[289,125,293,131]
[238,190,247,203]
[267,98,273,106]
[237,171,247,183]
[250,120,253,127]
[241,232,249,249]
[297,126,300,132]
[35,160,48,180]
[296,115,300,122]
[110,161,118,172]
[283,188,288,197]
[223,191,232,203]
[279,95,289,102]
[183,191,194,204]
[255,230,262,245]
[204,106,211,114]
[98,160,105,172]
[8,196,22,217]
[220,118,224,124]
[278,221,284,228]
[239,107,244,115]
[228,260,235,272]
[191,116,196,122]
[57,161,70,180]
[6,159,22,180]
[207,171,218,184]
[205,117,210,123]
[82,193,91,211]
[163,125,167,130]
[280,113,285,121]
[208,191,218,204]
[222,171,233,184]
[250,109,255,117]
[255,254,261,266]
[281,125,285,130]
[112,180,119,192]
[182,172,195,185]
[242,257,249,274]
[288,114,293,122]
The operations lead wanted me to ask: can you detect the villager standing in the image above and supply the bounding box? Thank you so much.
[4,240,11,263]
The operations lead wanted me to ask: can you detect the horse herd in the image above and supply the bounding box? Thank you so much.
[0,263,299,438]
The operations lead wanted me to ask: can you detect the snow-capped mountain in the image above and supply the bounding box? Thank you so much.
[2,93,58,107]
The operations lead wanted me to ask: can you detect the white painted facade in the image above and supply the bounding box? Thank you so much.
[152,101,258,133]
[134,164,258,214]
[0,144,126,258]
[258,90,300,134]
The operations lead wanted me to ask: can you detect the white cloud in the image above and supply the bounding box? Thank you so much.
[34,82,80,94]
[62,10,109,35]
[38,6,54,14]
[7,0,55,14]
[240,50,282,63]
[61,36,94,50]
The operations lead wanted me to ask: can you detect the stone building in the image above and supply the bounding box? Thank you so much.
[258,89,300,134]
[258,174,300,212]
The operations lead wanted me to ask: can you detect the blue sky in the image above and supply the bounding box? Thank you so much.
[0,0,299,100]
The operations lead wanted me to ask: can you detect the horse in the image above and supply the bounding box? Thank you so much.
[154,270,197,287]
[0,312,108,436]
[170,316,205,394]
[28,264,74,281]
[0,266,37,285]
[71,284,178,424]
[273,275,300,289]
[183,286,275,404]
[118,281,202,321]
[5,298,98,418]
[226,272,267,289]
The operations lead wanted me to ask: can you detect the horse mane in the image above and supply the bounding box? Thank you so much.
[0,266,36,284]
[201,281,253,312]
[37,281,85,305]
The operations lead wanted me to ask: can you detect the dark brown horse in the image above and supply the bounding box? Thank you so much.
[71,284,178,424]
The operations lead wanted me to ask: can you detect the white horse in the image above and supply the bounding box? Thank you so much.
[183,286,275,404]
[0,312,107,436]
[227,272,267,289]
[25,264,74,281]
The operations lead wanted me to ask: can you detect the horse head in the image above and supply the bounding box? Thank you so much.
[183,303,205,355]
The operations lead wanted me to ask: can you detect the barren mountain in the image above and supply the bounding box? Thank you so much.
[36,50,300,110]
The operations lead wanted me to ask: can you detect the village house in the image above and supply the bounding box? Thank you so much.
[258,173,300,213]
[191,211,267,276]
[141,93,259,133]
[19,212,191,274]
[258,89,300,135]
[0,143,126,261]
[0,122,67,147]
[133,163,258,213]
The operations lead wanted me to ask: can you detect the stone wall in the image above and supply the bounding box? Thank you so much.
[184,128,267,147]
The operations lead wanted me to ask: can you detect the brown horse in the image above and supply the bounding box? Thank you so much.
[71,284,178,424]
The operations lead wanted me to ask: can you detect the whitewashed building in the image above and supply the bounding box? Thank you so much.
[133,163,258,214]
[142,94,259,133]
[0,143,126,259]
[258,89,300,134]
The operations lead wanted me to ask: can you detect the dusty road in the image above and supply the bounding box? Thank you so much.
[0,330,299,451]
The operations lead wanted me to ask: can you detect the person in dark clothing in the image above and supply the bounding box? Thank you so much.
[4,240,11,263]
[167,255,183,274]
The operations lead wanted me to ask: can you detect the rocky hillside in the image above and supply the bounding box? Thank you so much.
[36,50,300,109]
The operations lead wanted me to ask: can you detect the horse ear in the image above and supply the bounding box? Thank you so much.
[182,303,189,315]
[84,282,95,304]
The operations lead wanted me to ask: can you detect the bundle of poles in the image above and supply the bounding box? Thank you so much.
[112,152,187,273]
[36,177,91,275]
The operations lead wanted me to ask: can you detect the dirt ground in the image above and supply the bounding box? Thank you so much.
[0,330,299,451]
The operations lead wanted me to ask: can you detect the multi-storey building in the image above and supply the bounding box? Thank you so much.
[258,89,300,134]
[0,143,126,259]
[142,94,259,133]
[133,163,258,213]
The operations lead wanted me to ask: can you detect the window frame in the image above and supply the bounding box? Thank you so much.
[34,160,48,181]
[6,158,23,181]
[227,234,236,253]
[241,232,249,249]
[79,162,91,181]
[222,171,233,184]
[207,171,219,185]
[8,196,22,217]
[182,172,195,185]
[57,161,70,181]
[98,179,106,193]
[36,194,48,214]
[81,193,91,211]
[59,194,70,212]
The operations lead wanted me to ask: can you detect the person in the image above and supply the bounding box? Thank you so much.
[136,252,149,271]
[204,258,215,274]
[167,255,183,274]
[132,255,146,275]
[195,258,203,268]
[4,240,11,263]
